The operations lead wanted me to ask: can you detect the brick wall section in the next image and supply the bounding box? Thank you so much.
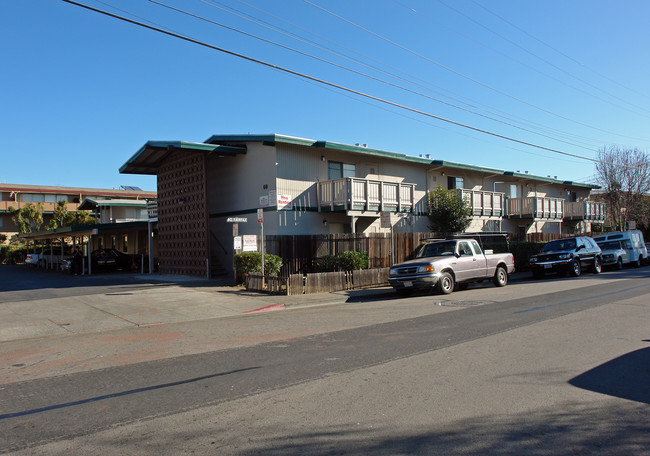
[157,150,209,277]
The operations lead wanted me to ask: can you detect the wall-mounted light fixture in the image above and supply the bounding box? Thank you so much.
[322,220,328,226]
[321,155,325,161]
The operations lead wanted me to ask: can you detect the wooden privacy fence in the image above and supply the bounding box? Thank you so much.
[265,232,603,276]
[245,267,390,295]
[265,233,437,276]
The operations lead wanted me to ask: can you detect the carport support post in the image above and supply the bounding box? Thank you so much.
[148,221,154,274]
[87,235,92,276]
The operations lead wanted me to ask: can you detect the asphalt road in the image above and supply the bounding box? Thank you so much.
[1,265,649,455]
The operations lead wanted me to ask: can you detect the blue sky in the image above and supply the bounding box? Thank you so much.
[2,0,650,192]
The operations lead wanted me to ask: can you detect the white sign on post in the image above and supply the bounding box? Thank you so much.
[242,235,257,252]
[233,236,242,250]
[380,211,392,229]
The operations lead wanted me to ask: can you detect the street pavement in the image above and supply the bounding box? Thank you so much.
[0,265,396,384]
[1,264,646,387]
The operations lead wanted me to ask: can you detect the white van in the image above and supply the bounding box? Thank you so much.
[593,230,648,267]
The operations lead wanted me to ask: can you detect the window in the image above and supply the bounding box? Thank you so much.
[470,240,482,255]
[328,161,356,180]
[510,184,519,198]
[447,176,464,190]
[458,241,473,256]
[21,193,44,203]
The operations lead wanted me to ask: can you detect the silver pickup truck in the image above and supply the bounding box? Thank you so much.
[388,237,515,295]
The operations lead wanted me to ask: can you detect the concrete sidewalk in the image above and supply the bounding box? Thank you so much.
[0,265,397,384]
[0,266,395,343]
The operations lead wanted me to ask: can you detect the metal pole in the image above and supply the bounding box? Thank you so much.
[261,221,265,283]
[390,224,394,266]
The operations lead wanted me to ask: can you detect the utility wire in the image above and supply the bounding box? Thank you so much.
[301,0,650,142]
[394,0,650,120]
[435,0,650,118]
[62,0,601,164]
[471,0,650,104]
[213,0,610,147]
[151,0,596,151]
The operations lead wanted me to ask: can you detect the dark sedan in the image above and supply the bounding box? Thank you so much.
[91,249,134,271]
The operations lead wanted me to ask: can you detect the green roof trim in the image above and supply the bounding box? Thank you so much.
[19,221,151,240]
[121,134,598,188]
[78,198,148,211]
[119,141,246,175]
[434,160,599,189]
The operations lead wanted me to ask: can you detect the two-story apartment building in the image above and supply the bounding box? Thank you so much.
[0,184,156,245]
[119,133,604,277]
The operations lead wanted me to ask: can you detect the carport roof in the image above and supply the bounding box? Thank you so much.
[119,141,247,175]
[20,221,150,241]
[78,198,149,211]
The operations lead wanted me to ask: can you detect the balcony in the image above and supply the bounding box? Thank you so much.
[457,189,505,217]
[505,197,565,219]
[0,201,80,213]
[318,178,415,213]
[564,201,606,221]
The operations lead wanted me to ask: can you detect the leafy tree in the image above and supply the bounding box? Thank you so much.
[64,210,95,226]
[595,146,650,230]
[426,186,472,234]
[47,200,69,230]
[9,203,44,233]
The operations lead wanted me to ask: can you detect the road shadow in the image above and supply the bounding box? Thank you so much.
[569,346,650,404]
[83,401,649,455]
[0,264,232,295]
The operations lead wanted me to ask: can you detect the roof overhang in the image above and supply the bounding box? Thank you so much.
[431,160,599,189]
[20,221,151,241]
[78,198,149,211]
[119,141,247,175]
[205,134,433,164]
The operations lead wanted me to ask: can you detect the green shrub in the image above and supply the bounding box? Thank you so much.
[0,245,27,265]
[314,251,369,272]
[234,252,283,283]
[314,255,336,273]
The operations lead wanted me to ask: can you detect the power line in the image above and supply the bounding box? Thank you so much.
[471,0,650,104]
[150,0,597,152]
[62,0,603,165]
[435,0,650,118]
[202,0,632,148]
[301,0,650,142]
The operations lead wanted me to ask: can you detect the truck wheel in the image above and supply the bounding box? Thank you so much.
[437,272,454,295]
[592,257,602,274]
[569,260,581,277]
[616,257,623,270]
[493,266,508,287]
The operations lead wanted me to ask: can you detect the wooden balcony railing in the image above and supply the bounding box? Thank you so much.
[564,201,606,221]
[456,189,505,217]
[0,201,79,213]
[505,197,565,219]
[318,178,415,213]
